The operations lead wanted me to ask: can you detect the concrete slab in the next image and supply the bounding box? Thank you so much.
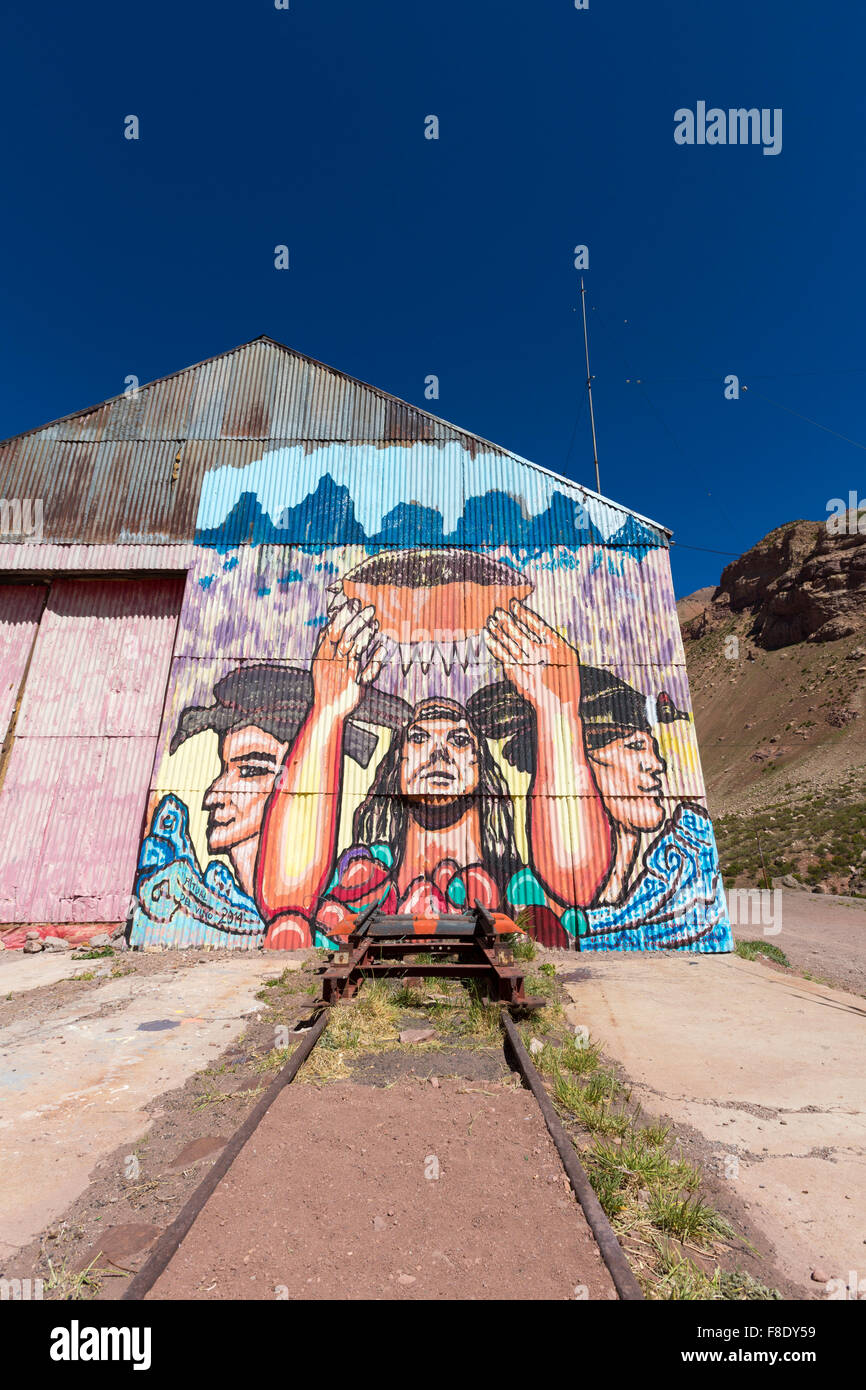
[559,952,866,1294]
[0,957,285,1260]
[0,951,116,996]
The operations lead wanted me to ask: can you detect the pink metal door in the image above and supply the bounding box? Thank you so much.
[0,583,47,743]
[0,577,183,924]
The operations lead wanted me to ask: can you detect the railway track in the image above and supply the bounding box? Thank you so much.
[122,912,643,1302]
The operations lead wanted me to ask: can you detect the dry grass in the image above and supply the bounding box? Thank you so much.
[297,979,401,1082]
[45,1255,103,1300]
[193,1083,265,1111]
[516,972,774,1301]
[296,1045,353,1084]
[649,1240,780,1301]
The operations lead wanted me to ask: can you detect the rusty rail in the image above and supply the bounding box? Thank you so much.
[121,1009,328,1301]
[501,1012,645,1301]
[320,902,542,1006]
[121,965,643,1303]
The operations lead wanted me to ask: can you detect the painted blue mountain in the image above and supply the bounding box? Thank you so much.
[195,490,271,550]
[195,476,367,550]
[373,502,446,545]
[275,475,368,545]
[604,512,668,549]
[195,475,667,552]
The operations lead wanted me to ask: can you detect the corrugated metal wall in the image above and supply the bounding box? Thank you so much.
[0,584,46,742]
[0,338,667,550]
[0,337,729,953]
[0,578,183,924]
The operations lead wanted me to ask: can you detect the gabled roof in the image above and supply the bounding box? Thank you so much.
[0,336,669,548]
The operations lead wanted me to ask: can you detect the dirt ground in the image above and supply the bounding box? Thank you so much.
[732,888,866,996]
[4,934,854,1303]
[147,1076,617,1301]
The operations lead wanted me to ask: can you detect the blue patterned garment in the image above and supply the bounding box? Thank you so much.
[130,794,266,949]
[581,803,732,952]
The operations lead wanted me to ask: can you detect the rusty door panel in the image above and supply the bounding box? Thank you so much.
[0,583,47,742]
[17,577,183,738]
[0,736,161,923]
[0,577,183,924]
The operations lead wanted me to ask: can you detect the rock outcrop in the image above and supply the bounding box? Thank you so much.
[684,515,866,650]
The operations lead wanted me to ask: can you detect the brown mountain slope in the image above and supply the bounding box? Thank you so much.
[678,515,866,895]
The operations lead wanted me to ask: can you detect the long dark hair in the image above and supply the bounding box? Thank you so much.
[466,669,689,770]
[353,701,521,887]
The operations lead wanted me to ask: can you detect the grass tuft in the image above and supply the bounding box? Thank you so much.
[650,1242,781,1301]
[459,983,503,1041]
[734,940,790,967]
[320,979,400,1051]
[552,1072,630,1137]
[506,927,537,961]
[45,1256,102,1300]
[588,1136,700,1194]
[251,1044,300,1075]
[647,1190,736,1247]
[193,1084,265,1111]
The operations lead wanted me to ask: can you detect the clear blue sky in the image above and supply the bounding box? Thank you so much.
[2,0,864,596]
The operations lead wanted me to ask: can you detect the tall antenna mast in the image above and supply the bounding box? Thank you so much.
[580,276,601,493]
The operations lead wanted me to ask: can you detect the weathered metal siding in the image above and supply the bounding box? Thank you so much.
[17,578,182,738]
[0,335,727,953]
[0,583,46,740]
[0,736,164,923]
[0,542,193,574]
[0,337,669,548]
[0,577,183,923]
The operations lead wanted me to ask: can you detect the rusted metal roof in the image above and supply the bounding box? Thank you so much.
[0,337,671,548]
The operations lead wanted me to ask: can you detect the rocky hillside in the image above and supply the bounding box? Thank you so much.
[678,513,866,896]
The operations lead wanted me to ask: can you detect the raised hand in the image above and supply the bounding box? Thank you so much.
[312,599,383,719]
[484,600,608,906]
[484,600,581,708]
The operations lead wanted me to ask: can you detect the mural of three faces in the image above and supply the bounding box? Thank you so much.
[132,543,732,955]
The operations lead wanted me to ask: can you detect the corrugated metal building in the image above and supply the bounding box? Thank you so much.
[0,337,731,952]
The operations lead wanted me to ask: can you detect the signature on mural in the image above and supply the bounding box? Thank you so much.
[131,548,731,953]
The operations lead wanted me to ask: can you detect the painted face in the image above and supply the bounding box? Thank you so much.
[399,717,480,801]
[202,725,289,853]
[588,730,666,833]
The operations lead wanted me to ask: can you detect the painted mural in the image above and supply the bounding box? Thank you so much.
[130,444,732,954]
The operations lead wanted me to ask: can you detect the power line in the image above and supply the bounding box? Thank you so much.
[632,365,866,385]
[742,386,866,453]
[578,298,745,543]
[669,541,743,557]
[624,362,866,453]
[580,277,601,493]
